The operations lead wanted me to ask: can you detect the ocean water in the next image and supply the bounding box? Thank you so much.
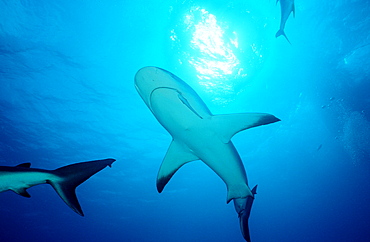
[1,0,370,241]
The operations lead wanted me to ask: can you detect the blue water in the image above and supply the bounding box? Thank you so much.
[1,0,370,241]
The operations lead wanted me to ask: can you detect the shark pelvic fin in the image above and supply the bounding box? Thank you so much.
[157,140,199,193]
[14,188,31,198]
[227,184,254,204]
[49,158,115,216]
[251,185,257,195]
[211,113,280,143]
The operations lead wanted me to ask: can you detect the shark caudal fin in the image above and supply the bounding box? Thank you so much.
[48,158,115,216]
[275,29,291,44]
[237,185,258,242]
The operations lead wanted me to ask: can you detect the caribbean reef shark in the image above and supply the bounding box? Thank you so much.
[0,158,115,216]
[276,0,295,44]
[135,66,280,241]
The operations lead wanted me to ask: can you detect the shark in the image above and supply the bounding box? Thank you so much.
[276,0,295,44]
[135,66,280,241]
[0,158,115,216]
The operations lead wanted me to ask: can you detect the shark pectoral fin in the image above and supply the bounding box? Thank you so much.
[15,163,31,168]
[49,158,116,216]
[157,140,199,193]
[14,188,31,198]
[211,113,280,143]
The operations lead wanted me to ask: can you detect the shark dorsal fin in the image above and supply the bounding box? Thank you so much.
[157,140,199,193]
[16,163,31,168]
[211,113,280,143]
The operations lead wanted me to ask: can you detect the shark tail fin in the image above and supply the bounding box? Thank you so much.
[237,185,258,242]
[49,158,115,216]
[241,218,252,242]
[275,29,291,44]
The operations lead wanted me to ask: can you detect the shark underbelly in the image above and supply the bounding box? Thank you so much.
[150,87,251,201]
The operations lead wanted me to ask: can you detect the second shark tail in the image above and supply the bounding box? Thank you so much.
[48,158,115,216]
[275,29,291,44]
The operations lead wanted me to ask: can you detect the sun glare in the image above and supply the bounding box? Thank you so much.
[169,5,268,104]
[182,7,243,89]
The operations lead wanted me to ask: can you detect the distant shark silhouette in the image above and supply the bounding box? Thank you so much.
[0,158,115,216]
[276,0,295,44]
[135,66,280,241]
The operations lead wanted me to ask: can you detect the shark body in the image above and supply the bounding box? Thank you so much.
[276,0,295,44]
[135,66,279,241]
[0,158,115,216]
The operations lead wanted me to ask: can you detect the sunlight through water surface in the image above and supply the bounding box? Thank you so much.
[170,6,266,104]
[184,7,243,90]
